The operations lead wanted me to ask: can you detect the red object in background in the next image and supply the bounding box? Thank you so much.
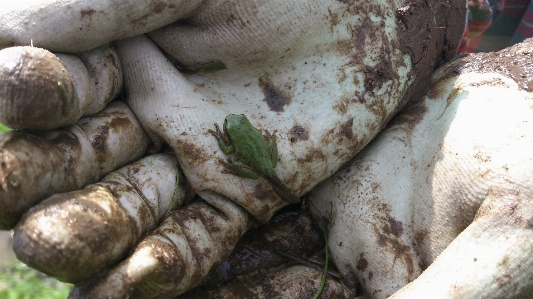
[459,0,533,53]
[459,0,496,53]
[512,1,533,42]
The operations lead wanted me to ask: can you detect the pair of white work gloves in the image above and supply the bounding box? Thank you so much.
[3,1,533,298]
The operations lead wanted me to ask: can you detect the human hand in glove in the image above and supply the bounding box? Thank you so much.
[0,0,464,297]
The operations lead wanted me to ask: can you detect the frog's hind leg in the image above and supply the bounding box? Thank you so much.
[209,123,234,154]
[231,161,260,180]
[265,131,278,168]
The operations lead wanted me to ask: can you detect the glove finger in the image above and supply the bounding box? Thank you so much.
[0,45,122,130]
[13,153,192,283]
[0,101,150,229]
[70,191,254,298]
[0,0,203,52]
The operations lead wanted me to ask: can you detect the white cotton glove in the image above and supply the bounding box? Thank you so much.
[309,38,533,299]
[0,0,204,52]
[0,0,465,298]
[103,0,466,223]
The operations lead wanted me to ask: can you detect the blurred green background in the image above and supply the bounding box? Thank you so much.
[0,261,72,299]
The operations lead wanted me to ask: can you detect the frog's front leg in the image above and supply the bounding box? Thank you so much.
[231,161,260,180]
[265,131,278,168]
[209,123,234,154]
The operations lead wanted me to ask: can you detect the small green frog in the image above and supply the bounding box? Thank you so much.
[209,114,299,204]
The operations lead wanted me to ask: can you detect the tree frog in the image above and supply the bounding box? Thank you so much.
[209,114,299,204]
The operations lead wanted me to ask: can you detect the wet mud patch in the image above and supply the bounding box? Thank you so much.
[259,76,292,112]
[356,253,369,271]
[289,125,309,143]
[180,141,211,164]
[363,57,395,92]
[386,100,429,145]
[129,0,172,27]
[339,118,354,141]
[253,183,273,199]
[332,97,355,115]
[395,0,466,109]
[91,125,110,154]
[80,9,97,19]
[433,38,533,92]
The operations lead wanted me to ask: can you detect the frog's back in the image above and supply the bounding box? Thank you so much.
[226,115,275,172]
[228,121,271,157]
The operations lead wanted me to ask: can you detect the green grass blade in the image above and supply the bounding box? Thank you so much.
[312,224,329,299]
